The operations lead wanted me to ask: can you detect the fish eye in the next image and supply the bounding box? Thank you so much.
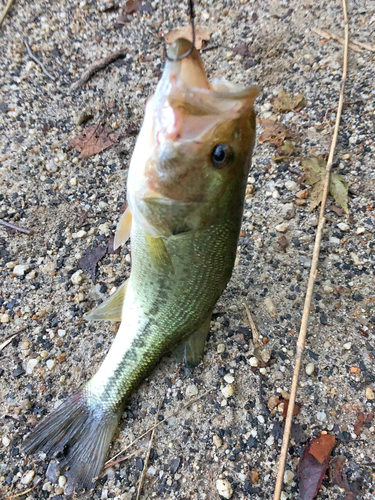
[211,143,232,169]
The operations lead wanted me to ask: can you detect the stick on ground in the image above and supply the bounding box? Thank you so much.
[273,1,349,499]
[136,400,161,500]
[24,39,56,81]
[0,326,27,352]
[0,219,32,235]
[0,0,15,29]
[70,49,127,92]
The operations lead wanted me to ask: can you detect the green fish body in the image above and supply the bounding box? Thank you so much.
[24,39,259,492]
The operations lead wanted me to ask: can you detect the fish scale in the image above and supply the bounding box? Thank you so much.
[23,38,259,492]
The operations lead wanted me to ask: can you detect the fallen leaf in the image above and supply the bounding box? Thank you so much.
[308,434,336,464]
[301,157,349,213]
[353,412,373,436]
[124,0,152,14]
[232,43,250,56]
[258,119,289,145]
[327,204,344,216]
[274,139,295,161]
[273,88,307,113]
[164,26,211,50]
[277,235,288,252]
[78,245,107,282]
[298,434,336,500]
[69,123,120,158]
[282,400,301,418]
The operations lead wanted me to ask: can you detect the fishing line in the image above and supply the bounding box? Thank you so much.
[165,0,196,62]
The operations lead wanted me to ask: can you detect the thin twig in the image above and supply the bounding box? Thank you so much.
[6,480,42,499]
[136,400,161,500]
[70,49,127,92]
[313,27,373,53]
[0,219,32,235]
[243,302,260,347]
[273,2,349,499]
[23,39,56,81]
[0,326,27,352]
[0,0,15,29]
[106,388,212,464]
[104,449,138,469]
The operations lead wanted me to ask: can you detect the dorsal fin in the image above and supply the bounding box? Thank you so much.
[114,207,132,250]
[84,280,128,322]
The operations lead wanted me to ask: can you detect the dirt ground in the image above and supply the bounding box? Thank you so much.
[1,0,375,499]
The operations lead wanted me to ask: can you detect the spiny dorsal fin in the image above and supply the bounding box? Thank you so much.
[84,280,128,322]
[114,207,132,250]
[145,233,174,273]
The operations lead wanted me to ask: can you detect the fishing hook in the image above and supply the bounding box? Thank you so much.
[165,0,196,61]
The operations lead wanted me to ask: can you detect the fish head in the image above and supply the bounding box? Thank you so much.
[128,38,259,237]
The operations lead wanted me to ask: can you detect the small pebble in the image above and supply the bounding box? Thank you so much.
[217,343,226,354]
[265,435,274,446]
[317,411,327,421]
[285,180,298,191]
[224,373,234,384]
[284,470,295,485]
[1,313,10,323]
[249,357,259,367]
[338,222,349,232]
[305,363,315,375]
[58,475,67,488]
[21,470,35,485]
[46,359,56,371]
[366,387,375,400]
[221,384,235,398]
[216,479,233,499]
[356,227,365,235]
[13,264,30,276]
[343,342,352,350]
[71,270,83,285]
[69,177,77,186]
[213,435,223,448]
[26,358,39,375]
[264,297,277,316]
[186,384,198,397]
[257,415,265,424]
[275,223,288,233]
[2,436,11,447]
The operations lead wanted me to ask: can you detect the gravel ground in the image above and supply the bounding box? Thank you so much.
[1,0,375,499]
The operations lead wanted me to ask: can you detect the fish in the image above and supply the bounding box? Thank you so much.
[23,38,259,492]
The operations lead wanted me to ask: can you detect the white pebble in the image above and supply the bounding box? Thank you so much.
[69,177,77,186]
[146,466,157,476]
[224,374,234,384]
[305,363,315,375]
[46,359,56,371]
[21,470,35,485]
[343,342,352,350]
[221,384,235,398]
[217,343,226,354]
[265,435,274,446]
[58,475,67,487]
[13,264,30,276]
[2,436,11,447]
[275,223,288,233]
[284,470,295,485]
[0,313,10,323]
[71,270,83,285]
[356,227,365,235]
[257,415,265,424]
[99,201,108,209]
[285,180,298,191]
[316,411,327,421]
[216,479,233,499]
[213,435,223,447]
[57,329,66,337]
[264,297,277,316]
[26,358,39,375]
[186,384,198,397]
[249,357,259,367]
[338,222,349,232]
[75,229,86,238]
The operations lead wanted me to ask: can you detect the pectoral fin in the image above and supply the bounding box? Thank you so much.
[84,280,128,322]
[173,316,211,367]
[114,207,132,250]
[145,233,174,273]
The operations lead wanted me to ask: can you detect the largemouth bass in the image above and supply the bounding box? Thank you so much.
[24,38,259,492]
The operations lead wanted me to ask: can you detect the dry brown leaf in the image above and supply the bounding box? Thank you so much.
[282,400,301,418]
[164,26,211,50]
[124,0,152,14]
[308,434,336,464]
[69,123,120,158]
[258,119,289,145]
[273,88,307,113]
[302,157,349,213]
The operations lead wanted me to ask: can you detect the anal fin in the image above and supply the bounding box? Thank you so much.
[84,280,128,322]
[173,316,211,368]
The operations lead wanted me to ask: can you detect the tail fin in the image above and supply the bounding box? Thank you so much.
[23,390,121,493]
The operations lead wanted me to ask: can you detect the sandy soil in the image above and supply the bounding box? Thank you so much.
[0,0,374,499]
